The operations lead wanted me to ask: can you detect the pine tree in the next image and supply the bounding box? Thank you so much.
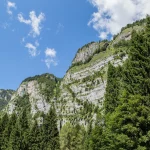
[106,16,150,149]
[8,122,22,150]
[28,121,43,150]
[18,109,30,150]
[42,108,60,150]
[105,63,122,114]
[0,114,9,149]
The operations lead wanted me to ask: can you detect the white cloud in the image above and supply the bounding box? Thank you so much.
[18,13,31,24]
[45,48,56,58]
[88,0,150,39]
[18,11,45,37]
[25,42,39,57]
[44,58,58,69]
[44,48,57,69]
[99,32,108,39]
[7,1,16,15]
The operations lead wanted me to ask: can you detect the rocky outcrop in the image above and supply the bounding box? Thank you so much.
[3,23,134,132]
[4,40,128,128]
[0,89,14,101]
[0,89,15,110]
[57,53,127,117]
[72,42,99,64]
[6,80,50,116]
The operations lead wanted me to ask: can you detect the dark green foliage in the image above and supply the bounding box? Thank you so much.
[22,73,60,83]
[113,17,146,41]
[1,17,150,150]
[28,121,43,150]
[113,39,131,48]
[15,94,31,111]
[60,123,86,150]
[70,61,83,68]
[0,89,15,110]
[113,34,118,40]
[104,64,122,114]
[0,108,59,150]
[42,108,60,150]
[89,16,150,150]
[0,100,8,111]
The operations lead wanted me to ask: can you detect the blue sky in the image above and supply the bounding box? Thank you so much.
[0,0,150,90]
[0,0,99,90]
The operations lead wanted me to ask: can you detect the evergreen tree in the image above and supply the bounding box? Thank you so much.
[104,16,150,149]
[105,63,122,114]
[18,109,30,150]
[1,113,17,150]
[8,122,22,150]
[60,122,86,150]
[90,16,150,150]
[28,121,43,150]
[0,114,9,149]
[42,108,60,150]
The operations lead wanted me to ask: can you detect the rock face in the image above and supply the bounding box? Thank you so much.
[0,89,15,110]
[5,74,59,118]
[72,42,99,64]
[4,21,142,128]
[4,40,128,128]
[7,80,50,115]
[56,44,128,127]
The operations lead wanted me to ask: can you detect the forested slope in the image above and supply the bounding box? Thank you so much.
[0,16,150,150]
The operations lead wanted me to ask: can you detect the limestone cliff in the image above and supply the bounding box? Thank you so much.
[2,19,145,129]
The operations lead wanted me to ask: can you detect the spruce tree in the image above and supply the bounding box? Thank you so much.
[106,16,150,149]
[28,121,43,150]
[42,108,60,150]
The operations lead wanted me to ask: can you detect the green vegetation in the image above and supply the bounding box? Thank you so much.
[60,123,86,150]
[69,41,110,71]
[22,73,62,102]
[0,108,59,150]
[0,90,15,110]
[69,47,115,73]
[1,16,150,150]
[87,16,150,150]
[121,18,146,32]
[113,17,146,41]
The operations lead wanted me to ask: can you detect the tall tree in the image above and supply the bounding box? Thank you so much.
[0,114,9,149]
[106,16,150,149]
[42,108,60,150]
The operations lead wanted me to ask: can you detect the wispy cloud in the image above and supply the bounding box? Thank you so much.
[56,23,64,34]
[25,42,40,57]
[18,13,31,24]
[1,22,10,29]
[18,11,45,37]
[88,0,150,39]
[21,37,25,43]
[44,48,57,69]
[7,1,16,15]
[44,58,58,69]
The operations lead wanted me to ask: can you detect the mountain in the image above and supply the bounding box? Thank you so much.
[0,89,15,111]
[0,16,150,149]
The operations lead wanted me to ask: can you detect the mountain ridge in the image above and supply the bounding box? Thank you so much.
[0,16,149,150]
